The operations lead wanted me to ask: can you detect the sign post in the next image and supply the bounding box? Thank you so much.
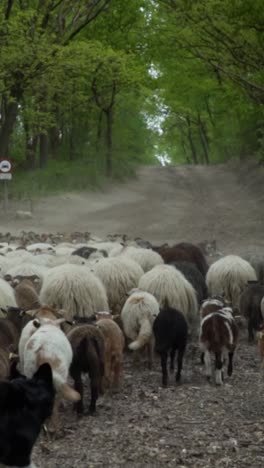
[0,159,12,214]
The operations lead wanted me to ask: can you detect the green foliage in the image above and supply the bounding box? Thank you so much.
[0,0,263,195]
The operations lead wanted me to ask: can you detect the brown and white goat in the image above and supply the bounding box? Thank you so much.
[200,307,238,385]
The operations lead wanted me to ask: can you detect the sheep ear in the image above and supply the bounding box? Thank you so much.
[24,309,36,317]
[19,309,26,317]
[54,318,66,325]
[33,319,41,328]
[0,308,7,315]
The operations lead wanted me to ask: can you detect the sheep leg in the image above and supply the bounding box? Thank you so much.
[88,381,99,415]
[248,319,255,343]
[160,352,168,387]
[113,358,122,391]
[47,395,60,434]
[72,372,84,415]
[175,347,184,383]
[204,350,212,381]
[170,348,176,372]
[215,351,223,385]
[147,338,154,370]
[227,351,234,376]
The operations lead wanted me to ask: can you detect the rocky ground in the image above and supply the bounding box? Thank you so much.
[33,330,264,468]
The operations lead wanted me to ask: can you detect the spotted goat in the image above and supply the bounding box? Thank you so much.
[199,307,238,385]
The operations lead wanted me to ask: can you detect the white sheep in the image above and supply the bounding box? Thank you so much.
[23,318,80,431]
[121,290,159,367]
[6,262,48,283]
[26,243,55,255]
[119,246,164,272]
[93,257,144,314]
[88,241,123,255]
[138,264,198,332]
[0,278,17,316]
[206,255,257,310]
[0,256,8,278]
[40,264,109,319]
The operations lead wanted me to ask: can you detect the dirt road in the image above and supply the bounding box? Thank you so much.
[2,163,264,466]
[1,163,264,254]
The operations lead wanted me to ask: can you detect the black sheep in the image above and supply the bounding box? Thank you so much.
[169,261,208,304]
[239,282,264,342]
[153,304,188,387]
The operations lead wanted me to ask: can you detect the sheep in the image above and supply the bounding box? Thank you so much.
[138,264,199,334]
[0,256,8,278]
[13,278,41,311]
[119,246,164,272]
[261,296,264,319]
[95,313,125,390]
[0,278,17,316]
[18,306,68,373]
[88,241,124,256]
[199,307,239,385]
[169,261,207,305]
[121,290,159,368]
[153,304,188,387]
[6,262,48,286]
[0,305,32,378]
[12,273,42,293]
[26,243,55,254]
[239,282,264,342]
[23,318,80,431]
[0,363,55,468]
[206,255,257,311]
[72,246,108,260]
[93,257,144,315]
[153,242,208,277]
[40,264,109,320]
[67,324,105,415]
[0,307,20,379]
[199,296,227,319]
[243,253,264,285]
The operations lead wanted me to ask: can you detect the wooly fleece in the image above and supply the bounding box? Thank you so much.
[206,255,257,309]
[6,263,48,282]
[40,264,109,319]
[138,264,198,331]
[94,257,144,314]
[121,291,159,349]
[0,278,17,314]
[23,321,78,402]
[119,246,164,272]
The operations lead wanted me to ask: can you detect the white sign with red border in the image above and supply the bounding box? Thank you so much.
[0,159,12,179]
[0,159,12,173]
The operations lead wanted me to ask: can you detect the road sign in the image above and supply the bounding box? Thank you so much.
[0,159,12,173]
[0,173,12,180]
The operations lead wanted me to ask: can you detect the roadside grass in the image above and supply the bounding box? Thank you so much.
[7,159,138,199]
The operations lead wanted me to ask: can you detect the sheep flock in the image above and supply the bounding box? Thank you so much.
[0,232,264,467]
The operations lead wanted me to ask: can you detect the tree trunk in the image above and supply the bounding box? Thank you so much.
[96,110,103,153]
[186,116,198,164]
[39,132,49,168]
[69,127,75,161]
[25,123,38,169]
[0,100,18,158]
[105,109,113,177]
[198,113,210,165]
[49,125,60,160]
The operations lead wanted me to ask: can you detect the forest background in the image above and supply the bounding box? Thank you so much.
[0,0,263,196]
